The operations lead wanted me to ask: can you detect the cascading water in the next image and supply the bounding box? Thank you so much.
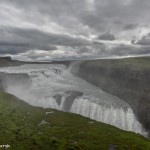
[0,64,147,136]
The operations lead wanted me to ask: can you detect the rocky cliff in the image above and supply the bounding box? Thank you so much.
[0,57,22,67]
[0,72,31,92]
[71,57,150,134]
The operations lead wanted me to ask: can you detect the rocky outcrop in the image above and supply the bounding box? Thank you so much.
[71,57,150,134]
[0,72,31,91]
[53,94,63,105]
[63,90,83,112]
[0,57,22,68]
[0,57,30,92]
[53,90,83,112]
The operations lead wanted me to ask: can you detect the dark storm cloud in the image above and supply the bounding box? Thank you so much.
[1,27,90,46]
[0,26,91,54]
[98,32,116,41]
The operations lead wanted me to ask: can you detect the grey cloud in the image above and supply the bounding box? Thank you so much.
[2,0,89,35]
[4,0,150,34]
[93,41,105,45]
[0,26,91,54]
[0,44,57,55]
[98,32,116,41]
[0,46,27,54]
[4,27,89,46]
[108,44,150,57]
[76,46,92,54]
[123,24,138,30]
[133,33,150,45]
[109,44,136,56]
[1,0,150,59]
[11,43,150,61]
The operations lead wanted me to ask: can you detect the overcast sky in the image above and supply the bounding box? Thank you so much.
[0,0,150,61]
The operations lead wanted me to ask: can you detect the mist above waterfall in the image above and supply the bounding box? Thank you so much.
[0,64,147,136]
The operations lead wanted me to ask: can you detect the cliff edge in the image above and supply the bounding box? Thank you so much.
[71,57,150,134]
[0,57,22,67]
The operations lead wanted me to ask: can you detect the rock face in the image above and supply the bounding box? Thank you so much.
[71,57,150,134]
[0,73,31,91]
[53,94,63,105]
[0,57,22,68]
[63,90,83,112]
[53,90,83,112]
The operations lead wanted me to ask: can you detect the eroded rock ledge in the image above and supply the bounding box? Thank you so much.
[0,72,31,91]
[53,90,83,112]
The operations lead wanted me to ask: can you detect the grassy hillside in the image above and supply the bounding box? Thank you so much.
[0,92,150,150]
[82,57,150,70]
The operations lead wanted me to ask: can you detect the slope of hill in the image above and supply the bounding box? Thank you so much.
[0,91,150,150]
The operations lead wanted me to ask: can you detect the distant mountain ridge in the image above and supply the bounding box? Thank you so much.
[0,57,73,67]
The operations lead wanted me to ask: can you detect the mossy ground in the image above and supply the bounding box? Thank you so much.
[84,56,150,70]
[0,92,150,150]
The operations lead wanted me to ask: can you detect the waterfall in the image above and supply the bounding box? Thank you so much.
[70,97,143,133]
[0,64,147,136]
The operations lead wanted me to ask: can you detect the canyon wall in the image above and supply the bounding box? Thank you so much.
[71,57,150,134]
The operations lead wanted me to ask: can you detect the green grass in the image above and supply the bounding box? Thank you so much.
[83,56,150,71]
[0,91,150,150]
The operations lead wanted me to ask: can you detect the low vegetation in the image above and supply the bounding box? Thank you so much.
[81,56,150,70]
[0,92,150,150]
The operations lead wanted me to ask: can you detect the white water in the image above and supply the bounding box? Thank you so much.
[0,64,147,136]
